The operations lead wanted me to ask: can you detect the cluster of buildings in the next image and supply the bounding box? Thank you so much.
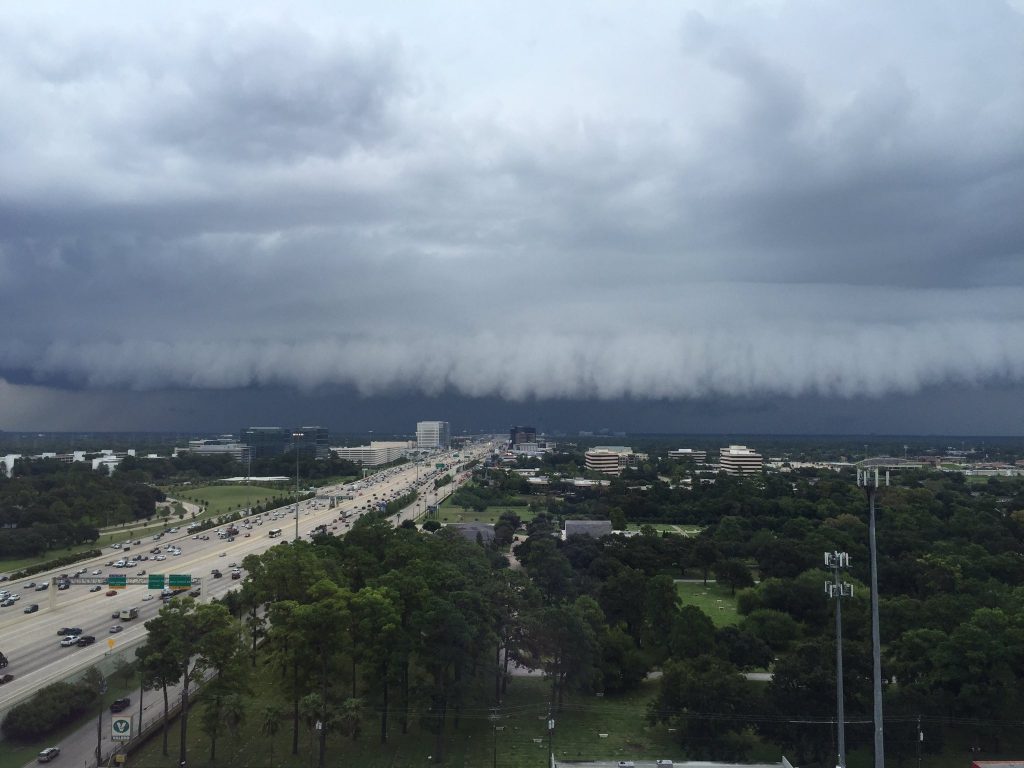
[582,444,764,476]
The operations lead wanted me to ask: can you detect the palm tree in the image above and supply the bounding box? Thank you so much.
[260,704,286,767]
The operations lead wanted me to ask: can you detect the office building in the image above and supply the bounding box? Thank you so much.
[668,448,707,463]
[240,427,289,459]
[510,426,537,447]
[719,445,764,475]
[416,421,450,450]
[585,446,634,475]
[292,426,330,459]
[186,436,252,464]
[332,441,411,467]
[564,520,613,538]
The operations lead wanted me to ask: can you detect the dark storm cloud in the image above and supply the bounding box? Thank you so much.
[1,0,1024,430]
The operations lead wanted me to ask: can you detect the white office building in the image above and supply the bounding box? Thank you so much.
[585,446,634,475]
[668,448,707,463]
[416,421,451,450]
[332,441,411,467]
[719,445,764,475]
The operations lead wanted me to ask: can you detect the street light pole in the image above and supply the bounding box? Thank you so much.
[826,551,853,768]
[859,465,889,768]
[293,432,302,543]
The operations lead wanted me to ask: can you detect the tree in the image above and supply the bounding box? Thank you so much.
[713,559,755,596]
[260,704,286,767]
[648,655,754,760]
[693,538,719,586]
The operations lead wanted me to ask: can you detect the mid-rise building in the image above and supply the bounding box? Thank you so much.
[510,425,537,447]
[332,441,411,467]
[240,427,289,459]
[292,426,330,459]
[585,446,634,475]
[186,436,252,464]
[416,421,450,450]
[564,520,613,538]
[719,445,763,475]
[668,448,707,463]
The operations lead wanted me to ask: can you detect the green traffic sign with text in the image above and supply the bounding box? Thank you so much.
[148,574,165,589]
[168,574,192,588]
[107,575,126,588]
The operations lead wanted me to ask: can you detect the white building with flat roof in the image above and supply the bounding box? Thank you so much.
[668,448,707,463]
[585,446,633,475]
[332,441,411,467]
[416,421,451,450]
[719,445,763,475]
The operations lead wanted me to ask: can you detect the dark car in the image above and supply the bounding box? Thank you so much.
[24,604,39,613]
[0,673,14,684]
[76,635,96,646]
[110,697,131,713]
[105,590,117,597]
[57,627,83,636]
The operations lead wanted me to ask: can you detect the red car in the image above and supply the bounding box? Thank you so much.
[105,590,117,597]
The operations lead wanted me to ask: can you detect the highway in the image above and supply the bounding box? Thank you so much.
[0,445,487,721]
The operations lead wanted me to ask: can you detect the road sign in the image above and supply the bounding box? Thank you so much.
[107,575,127,589]
[108,638,116,650]
[148,574,165,589]
[111,716,132,741]
[168,574,192,589]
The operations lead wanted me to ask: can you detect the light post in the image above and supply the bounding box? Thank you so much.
[858,463,890,768]
[293,432,302,542]
[826,551,853,768]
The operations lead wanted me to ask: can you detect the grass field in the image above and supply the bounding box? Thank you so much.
[625,523,704,536]
[437,496,535,525]
[675,580,742,627]
[169,484,289,517]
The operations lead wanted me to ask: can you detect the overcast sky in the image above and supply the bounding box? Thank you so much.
[2,1,1024,434]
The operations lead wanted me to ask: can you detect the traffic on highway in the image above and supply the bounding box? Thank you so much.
[0,445,486,719]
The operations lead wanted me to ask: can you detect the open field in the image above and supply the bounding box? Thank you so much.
[437,496,535,525]
[625,523,703,536]
[675,580,742,627]
[167,484,288,517]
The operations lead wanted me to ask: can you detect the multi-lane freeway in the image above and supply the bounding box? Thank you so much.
[0,445,486,718]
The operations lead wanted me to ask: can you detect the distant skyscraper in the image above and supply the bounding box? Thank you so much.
[240,426,289,459]
[416,421,450,449]
[510,425,537,447]
[292,426,330,459]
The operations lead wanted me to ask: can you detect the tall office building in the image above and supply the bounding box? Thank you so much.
[510,426,537,447]
[416,421,451,450]
[292,426,330,459]
[240,427,289,459]
[585,446,634,475]
[719,445,763,475]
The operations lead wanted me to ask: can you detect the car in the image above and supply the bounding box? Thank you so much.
[212,571,222,578]
[23,582,35,589]
[617,762,635,768]
[0,599,13,607]
[110,697,131,713]
[24,604,39,613]
[109,625,123,633]
[656,761,673,767]
[106,590,117,597]
[142,594,154,601]
[93,569,102,575]
[57,627,82,635]
[37,747,61,762]
[90,585,102,592]
[76,635,96,646]
[189,589,201,597]
[231,572,241,580]
[155,555,166,561]
[0,673,14,684]
[133,540,141,545]
[35,583,48,591]
[112,611,121,619]
[136,570,146,576]
[219,552,226,557]
[229,562,237,568]
[60,636,79,647]
[57,582,69,591]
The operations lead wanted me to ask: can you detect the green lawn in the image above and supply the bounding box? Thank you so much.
[169,484,289,517]
[675,580,742,627]
[625,524,704,536]
[438,497,535,525]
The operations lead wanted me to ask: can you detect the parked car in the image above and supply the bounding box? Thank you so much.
[110,697,131,713]
[37,747,60,762]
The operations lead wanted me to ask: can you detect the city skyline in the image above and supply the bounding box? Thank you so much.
[2,1,1024,434]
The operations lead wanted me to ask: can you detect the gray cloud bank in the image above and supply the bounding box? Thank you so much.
[2,1,1024,409]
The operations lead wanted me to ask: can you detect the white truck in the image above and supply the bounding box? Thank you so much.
[119,607,139,621]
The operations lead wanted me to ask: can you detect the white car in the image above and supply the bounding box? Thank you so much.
[155,555,166,561]
[60,635,79,647]
[142,594,154,601]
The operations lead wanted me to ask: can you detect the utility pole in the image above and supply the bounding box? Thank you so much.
[293,432,302,542]
[859,464,889,768]
[96,674,107,763]
[826,551,853,768]
[547,713,554,768]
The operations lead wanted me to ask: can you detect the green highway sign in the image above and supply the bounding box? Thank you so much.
[107,575,127,589]
[168,574,192,589]
[148,574,165,589]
